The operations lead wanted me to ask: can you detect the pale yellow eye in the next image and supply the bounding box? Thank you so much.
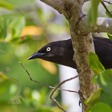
[46,47,51,52]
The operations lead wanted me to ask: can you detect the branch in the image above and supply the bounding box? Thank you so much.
[19,62,78,93]
[50,75,79,112]
[101,1,112,17]
[40,0,82,20]
[96,17,112,34]
[50,67,89,112]
[40,0,97,111]
[19,62,79,112]
[40,0,64,14]
[79,17,112,34]
[104,0,112,5]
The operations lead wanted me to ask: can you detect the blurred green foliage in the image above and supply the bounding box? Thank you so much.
[87,1,112,110]
[0,0,68,112]
[1,0,112,112]
[86,53,112,112]
[0,74,61,112]
[87,0,112,26]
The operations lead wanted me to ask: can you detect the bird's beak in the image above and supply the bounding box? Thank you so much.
[28,52,45,60]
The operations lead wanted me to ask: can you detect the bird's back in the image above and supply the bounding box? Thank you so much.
[94,37,112,69]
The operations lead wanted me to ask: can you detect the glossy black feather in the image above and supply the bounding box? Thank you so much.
[28,37,112,69]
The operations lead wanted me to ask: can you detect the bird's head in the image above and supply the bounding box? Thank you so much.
[28,39,76,68]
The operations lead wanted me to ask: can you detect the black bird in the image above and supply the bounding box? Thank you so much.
[28,37,112,69]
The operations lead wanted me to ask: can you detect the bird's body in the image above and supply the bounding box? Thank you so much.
[28,37,112,69]
[94,37,112,69]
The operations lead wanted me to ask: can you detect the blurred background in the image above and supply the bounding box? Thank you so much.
[0,0,77,112]
[0,0,111,112]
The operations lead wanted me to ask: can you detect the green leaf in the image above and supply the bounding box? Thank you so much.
[6,16,25,42]
[106,11,112,18]
[88,52,105,74]
[85,88,101,106]
[100,91,112,105]
[0,0,14,10]
[87,0,101,25]
[97,69,112,96]
[0,80,13,103]
[90,102,112,112]
[107,33,112,40]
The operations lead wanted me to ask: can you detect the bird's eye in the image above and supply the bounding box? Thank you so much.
[46,47,51,52]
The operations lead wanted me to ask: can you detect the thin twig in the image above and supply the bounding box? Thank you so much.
[104,0,112,5]
[19,62,78,93]
[19,62,80,112]
[50,75,79,112]
[19,62,52,87]
[101,1,112,17]
[50,67,89,112]
[85,0,112,5]
[19,62,89,111]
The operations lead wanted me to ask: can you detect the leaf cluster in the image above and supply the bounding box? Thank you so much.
[86,53,112,112]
